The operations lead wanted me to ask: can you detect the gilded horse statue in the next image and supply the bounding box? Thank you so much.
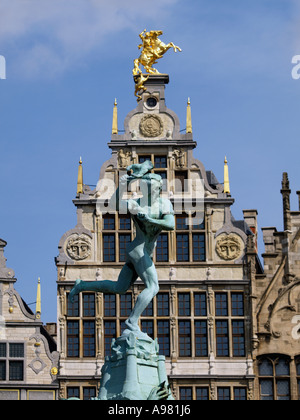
[133,29,181,75]
[133,30,181,101]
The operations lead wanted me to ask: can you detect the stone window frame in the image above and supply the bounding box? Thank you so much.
[175,213,206,264]
[66,293,96,359]
[0,341,26,383]
[214,291,246,359]
[177,291,208,359]
[258,355,291,400]
[67,386,97,401]
[101,213,133,264]
[103,292,133,356]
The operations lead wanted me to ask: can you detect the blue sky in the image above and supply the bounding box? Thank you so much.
[0,0,300,322]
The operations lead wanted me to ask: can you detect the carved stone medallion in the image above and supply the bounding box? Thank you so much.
[216,234,242,261]
[139,115,163,138]
[66,234,91,261]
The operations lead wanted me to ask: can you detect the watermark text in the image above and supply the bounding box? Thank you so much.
[292,55,300,80]
[0,55,6,80]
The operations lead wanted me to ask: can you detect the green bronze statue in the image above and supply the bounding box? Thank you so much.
[69,160,175,339]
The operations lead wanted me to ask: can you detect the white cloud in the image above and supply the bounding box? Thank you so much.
[0,0,179,77]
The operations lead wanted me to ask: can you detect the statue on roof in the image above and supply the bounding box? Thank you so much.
[133,30,181,101]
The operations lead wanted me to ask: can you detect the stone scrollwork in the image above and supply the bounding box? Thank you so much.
[139,115,163,138]
[66,234,91,261]
[216,233,242,261]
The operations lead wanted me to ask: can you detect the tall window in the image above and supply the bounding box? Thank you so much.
[178,321,191,357]
[177,292,208,359]
[180,387,210,400]
[119,234,131,262]
[67,293,96,358]
[217,387,247,400]
[192,233,205,262]
[217,387,230,400]
[104,321,116,357]
[83,322,95,357]
[140,292,170,357]
[103,293,133,351]
[176,234,189,262]
[258,356,291,400]
[119,215,131,230]
[195,321,208,357]
[103,234,116,262]
[102,213,131,263]
[180,387,193,400]
[157,293,169,316]
[176,214,189,230]
[215,292,245,358]
[67,321,80,358]
[178,293,191,316]
[103,214,115,230]
[154,156,167,168]
[157,321,170,356]
[175,214,206,263]
[156,233,169,262]
[104,294,116,317]
[0,343,24,382]
[139,155,151,164]
[194,293,207,316]
[216,321,229,357]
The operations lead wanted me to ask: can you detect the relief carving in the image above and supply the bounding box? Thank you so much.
[139,115,163,138]
[173,149,186,168]
[66,234,91,261]
[118,149,132,168]
[216,234,242,261]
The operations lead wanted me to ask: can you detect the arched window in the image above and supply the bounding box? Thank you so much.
[258,355,290,400]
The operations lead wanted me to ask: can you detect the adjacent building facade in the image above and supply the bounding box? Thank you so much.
[252,173,300,400]
[0,239,59,400]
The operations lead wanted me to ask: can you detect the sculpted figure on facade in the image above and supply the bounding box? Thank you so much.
[118,149,132,168]
[173,148,186,168]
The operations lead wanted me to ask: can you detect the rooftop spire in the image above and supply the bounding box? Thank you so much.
[35,277,41,319]
[186,97,192,134]
[224,156,231,195]
[112,98,118,135]
[281,172,291,231]
[77,157,83,195]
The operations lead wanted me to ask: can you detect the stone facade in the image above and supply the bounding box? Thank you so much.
[252,173,300,400]
[55,75,262,400]
[0,240,59,400]
[1,73,299,400]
